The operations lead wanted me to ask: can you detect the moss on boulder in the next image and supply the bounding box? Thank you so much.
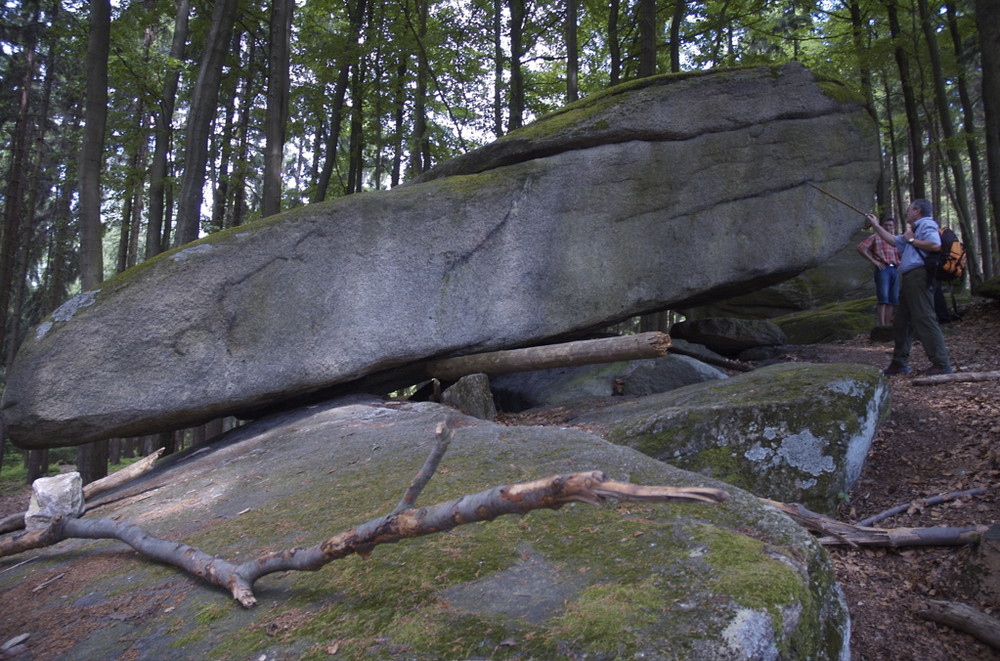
[566,362,888,514]
[774,298,877,344]
[0,399,849,660]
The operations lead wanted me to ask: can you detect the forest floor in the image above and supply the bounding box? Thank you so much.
[1,298,998,659]
[783,296,1000,660]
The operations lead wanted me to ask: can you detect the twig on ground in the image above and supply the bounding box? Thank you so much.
[391,421,453,516]
[918,600,1000,650]
[764,499,988,548]
[911,370,1000,386]
[856,486,990,527]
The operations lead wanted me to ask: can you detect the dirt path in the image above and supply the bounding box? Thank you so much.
[787,299,1000,660]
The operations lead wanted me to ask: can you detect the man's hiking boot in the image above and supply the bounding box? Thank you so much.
[883,363,911,376]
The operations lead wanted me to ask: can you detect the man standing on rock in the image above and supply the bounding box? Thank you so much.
[865,199,953,376]
[856,216,901,327]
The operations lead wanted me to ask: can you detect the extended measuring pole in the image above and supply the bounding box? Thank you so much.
[806,181,870,217]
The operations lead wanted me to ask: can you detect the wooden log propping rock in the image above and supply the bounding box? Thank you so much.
[425,332,671,382]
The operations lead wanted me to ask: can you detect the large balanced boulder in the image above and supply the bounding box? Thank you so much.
[0,398,850,660]
[1,62,880,448]
[564,362,888,514]
[681,228,875,320]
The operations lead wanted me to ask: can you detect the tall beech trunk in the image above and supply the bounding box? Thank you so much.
[669,0,685,73]
[263,0,293,217]
[886,0,925,199]
[508,0,525,131]
[0,0,41,364]
[946,1,992,279]
[173,0,239,246]
[638,0,656,77]
[916,0,979,283]
[76,0,112,485]
[314,0,366,201]
[974,0,1000,274]
[566,0,579,102]
[146,0,191,259]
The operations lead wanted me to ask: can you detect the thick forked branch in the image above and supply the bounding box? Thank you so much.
[1,469,728,608]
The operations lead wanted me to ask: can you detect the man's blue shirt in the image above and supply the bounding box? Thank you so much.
[896,216,941,274]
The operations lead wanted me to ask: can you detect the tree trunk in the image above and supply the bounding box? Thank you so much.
[409,0,430,176]
[916,0,980,283]
[226,33,256,229]
[348,34,367,192]
[263,0,293,217]
[847,0,889,213]
[975,0,1000,275]
[638,0,656,77]
[173,0,239,246]
[75,0,112,486]
[669,0,685,73]
[608,0,621,86]
[508,0,525,131]
[390,60,407,186]
[424,332,671,381]
[566,0,579,102]
[492,0,504,135]
[886,0,925,199]
[313,0,365,201]
[146,0,191,259]
[0,0,41,364]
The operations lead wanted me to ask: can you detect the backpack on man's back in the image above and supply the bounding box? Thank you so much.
[922,226,967,282]
[921,226,966,322]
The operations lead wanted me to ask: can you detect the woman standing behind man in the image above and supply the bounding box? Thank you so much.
[856,216,901,327]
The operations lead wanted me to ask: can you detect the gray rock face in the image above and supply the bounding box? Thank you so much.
[0,399,850,660]
[1,62,879,448]
[682,228,875,320]
[565,362,889,514]
[24,472,84,531]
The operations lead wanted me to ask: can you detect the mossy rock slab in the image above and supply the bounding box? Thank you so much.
[773,298,877,344]
[566,362,888,514]
[0,398,848,660]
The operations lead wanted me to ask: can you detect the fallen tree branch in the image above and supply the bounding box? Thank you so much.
[425,332,671,381]
[917,600,1000,650]
[763,499,988,548]
[83,448,165,500]
[391,422,453,515]
[0,449,165,535]
[911,370,1000,386]
[3,473,727,608]
[856,486,989,527]
[0,423,728,608]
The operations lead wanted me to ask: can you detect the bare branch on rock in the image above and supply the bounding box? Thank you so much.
[0,428,728,608]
